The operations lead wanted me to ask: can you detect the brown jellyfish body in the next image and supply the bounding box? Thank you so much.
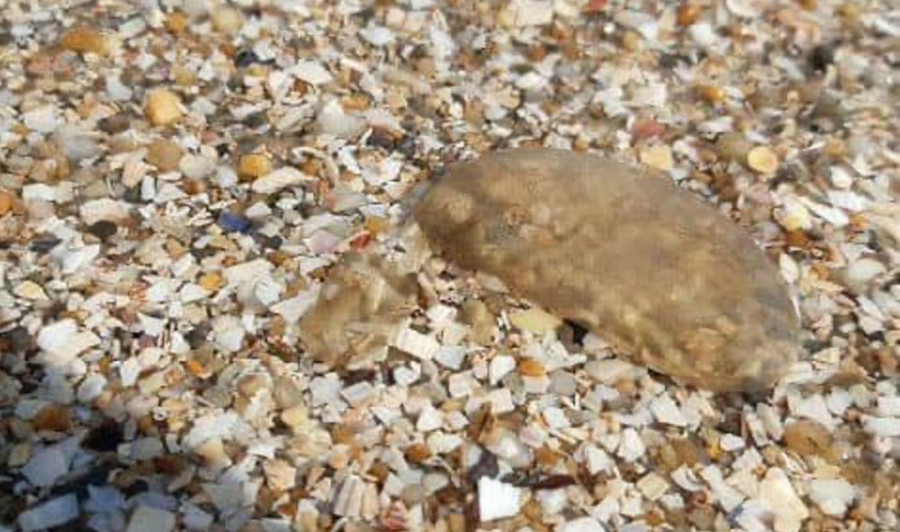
[412,148,800,392]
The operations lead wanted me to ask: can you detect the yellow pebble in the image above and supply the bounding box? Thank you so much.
[165,10,189,33]
[697,84,726,104]
[145,89,183,126]
[199,271,223,291]
[184,359,207,378]
[364,216,388,235]
[747,146,779,174]
[0,190,14,215]
[519,359,546,377]
[246,64,268,78]
[823,138,846,158]
[676,3,701,26]
[238,154,272,180]
[59,26,109,55]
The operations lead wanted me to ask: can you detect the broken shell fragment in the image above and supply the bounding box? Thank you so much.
[412,148,800,392]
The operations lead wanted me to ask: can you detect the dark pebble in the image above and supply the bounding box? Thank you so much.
[563,319,589,345]
[121,479,150,497]
[809,44,835,73]
[234,49,261,68]
[83,421,124,452]
[123,185,143,204]
[255,233,283,249]
[0,488,22,523]
[185,325,210,349]
[86,220,118,241]
[659,53,689,69]
[343,368,378,385]
[243,111,268,129]
[29,236,61,254]
[48,464,113,500]
[466,448,499,485]
[97,114,130,134]
[716,410,743,434]
[6,326,31,353]
[226,76,242,92]
[367,128,397,150]
[396,134,416,156]
[191,245,219,260]
[49,522,93,532]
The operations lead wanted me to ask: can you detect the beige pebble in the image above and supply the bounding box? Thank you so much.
[281,405,309,428]
[145,89,183,126]
[172,65,196,87]
[194,437,231,470]
[716,132,752,162]
[747,146,779,174]
[146,140,184,172]
[509,307,562,333]
[211,7,244,34]
[15,280,48,301]
[640,144,674,172]
[7,442,31,468]
[263,459,296,492]
[460,298,495,344]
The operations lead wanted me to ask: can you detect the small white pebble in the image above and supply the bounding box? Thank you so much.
[23,105,58,133]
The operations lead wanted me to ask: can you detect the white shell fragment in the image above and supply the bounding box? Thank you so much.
[392,327,440,360]
[251,167,310,194]
[478,477,521,521]
[807,479,858,516]
[293,60,333,86]
[759,468,809,532]
[126,506,176,532]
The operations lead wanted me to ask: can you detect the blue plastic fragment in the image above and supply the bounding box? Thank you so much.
[217,211,251,233]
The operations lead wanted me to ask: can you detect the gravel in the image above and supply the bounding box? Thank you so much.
[1,0,898,531]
